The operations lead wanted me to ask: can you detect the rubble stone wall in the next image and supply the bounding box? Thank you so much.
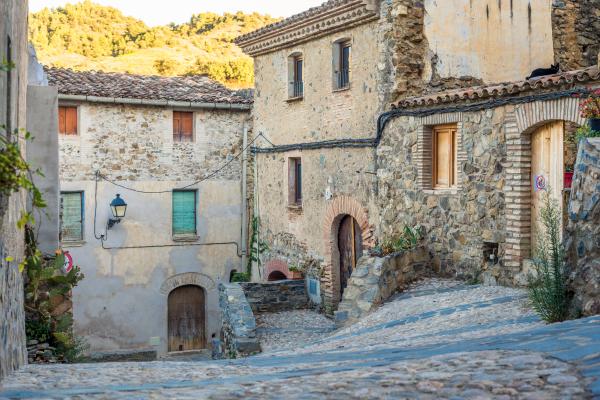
[240,281,308,313]
[218,283,261,358]
[566,138,600,316]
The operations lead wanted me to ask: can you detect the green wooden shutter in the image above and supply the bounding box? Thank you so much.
[61,192,83,241]
[172,191,197,235]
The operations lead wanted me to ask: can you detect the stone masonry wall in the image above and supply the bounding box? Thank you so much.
[552,0,600,71]
[240,281,308,313]
[566,138,600,317]
[0,0,31,381]
[335,246,433,325]
[218,283,261,358]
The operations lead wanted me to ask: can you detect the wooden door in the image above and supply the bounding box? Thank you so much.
[338,215,363,301]
[531,121,564,247]
[168,285,205,352]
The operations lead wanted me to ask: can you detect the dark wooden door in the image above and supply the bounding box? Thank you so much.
[168,285,205,352]
[338,215,363,301]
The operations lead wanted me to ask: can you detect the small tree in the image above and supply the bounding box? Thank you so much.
[527,191,570,323]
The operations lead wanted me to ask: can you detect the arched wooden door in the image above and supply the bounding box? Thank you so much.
[338,215,362,301]
[531,121,564,247]
[168,285,205,352]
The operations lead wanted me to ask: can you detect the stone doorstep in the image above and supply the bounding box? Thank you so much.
[86,349,157,363]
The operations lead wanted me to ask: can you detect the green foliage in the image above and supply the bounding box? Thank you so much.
[527,192,571,323]
[24,228,87,362]
[248,216,268,274]
[574,125,600,142]
[29,2,279,87]
[230,272,251,283]
[381,226,423,256]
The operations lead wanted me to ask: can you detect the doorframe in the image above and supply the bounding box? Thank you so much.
[167,284,207,352]
[322,196,374,314]
[502,97,584,283]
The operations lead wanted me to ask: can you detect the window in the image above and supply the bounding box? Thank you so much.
[172,190,197,236]
[58,106,78,135]
[173,111,193,142]
[288,158,302,206]
[432,124,458,189]
[334,40,351,89]
[60,192,84,242]
[288,54,304,99]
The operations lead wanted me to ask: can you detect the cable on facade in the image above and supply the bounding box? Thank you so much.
[251,87,590,154]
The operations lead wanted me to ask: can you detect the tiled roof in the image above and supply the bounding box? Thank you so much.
[394,66,600,109]
[236,0,359,44]
[46,67,253,105]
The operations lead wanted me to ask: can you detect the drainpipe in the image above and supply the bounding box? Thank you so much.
[241,123,249,275]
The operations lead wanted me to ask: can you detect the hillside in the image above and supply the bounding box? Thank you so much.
[29,1,279,88]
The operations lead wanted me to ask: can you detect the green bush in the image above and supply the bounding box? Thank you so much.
[381,225,423,256]
[527,192,571,323]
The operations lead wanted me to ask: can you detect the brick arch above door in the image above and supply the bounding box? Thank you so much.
[502,97,584,282]
[321,196,375,312]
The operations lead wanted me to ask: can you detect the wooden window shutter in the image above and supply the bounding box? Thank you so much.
[59,106,77,135]
[433,125,457,189]
[172,191,197,235]
[60,192,83,241]
[173,111,193,142]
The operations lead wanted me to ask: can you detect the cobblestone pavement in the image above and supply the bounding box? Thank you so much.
[256,310,335,352]
[1,279,599,399]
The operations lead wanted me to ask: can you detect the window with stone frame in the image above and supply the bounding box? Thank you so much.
[58,106,78,135]
[173,111,194,142]
[288,157,302,207]
[432,124,458,189]
[288,53,304,99]
[60,191,84,242]
[333,39,351,90]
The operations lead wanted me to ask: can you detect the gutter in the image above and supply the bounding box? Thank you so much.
[58,94,252,111]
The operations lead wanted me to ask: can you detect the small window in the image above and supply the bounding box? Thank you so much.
[288,54,304,99]
[59,106,78,135]
[60,192,84,242]
[172,190,197,236]
[173,111,193,142]
[334,40,351,89]
[288,158,302,206]
[433,124,458,189]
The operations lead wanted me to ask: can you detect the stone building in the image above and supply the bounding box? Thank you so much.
[47,68,252,358]
[236,0,600,314]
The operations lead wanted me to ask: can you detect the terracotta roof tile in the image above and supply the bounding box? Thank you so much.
[394,66,600,109]
[46,67,253,105]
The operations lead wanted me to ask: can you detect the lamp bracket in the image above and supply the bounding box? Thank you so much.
[107,218,121,230]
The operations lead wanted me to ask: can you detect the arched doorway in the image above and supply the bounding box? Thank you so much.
[338,215,363,301]
[268,271,288,281]
[531,121,565,246]
[167,285,205,352]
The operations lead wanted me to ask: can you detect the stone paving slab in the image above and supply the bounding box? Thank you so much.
[1,279,599,399]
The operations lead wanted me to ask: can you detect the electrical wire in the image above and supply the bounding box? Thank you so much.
[96,132,270,194]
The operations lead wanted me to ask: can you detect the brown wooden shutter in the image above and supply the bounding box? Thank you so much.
[173,111,181,140]
[181,112,193,142]
[433,125,457,189]
[65,107,78,135]
[58,106,66,134]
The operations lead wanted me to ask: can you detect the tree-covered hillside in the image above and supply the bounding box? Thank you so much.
[29,1,279,87]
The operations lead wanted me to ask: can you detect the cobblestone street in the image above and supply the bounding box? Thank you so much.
[2,279,599,399]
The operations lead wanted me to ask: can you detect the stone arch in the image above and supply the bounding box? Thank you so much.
[502,97,584,280]
[159,272,215,295]
[321,196,374,312]
[265,259,292,280]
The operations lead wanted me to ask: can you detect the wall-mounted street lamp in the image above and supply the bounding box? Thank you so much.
[108,194,127,229]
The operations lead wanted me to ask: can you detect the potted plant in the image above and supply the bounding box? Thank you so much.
[288,265,303,280]
[564,165,574,189]
[579,88,600,131]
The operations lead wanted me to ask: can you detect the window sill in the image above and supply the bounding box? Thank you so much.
[287,204,303,211]
[332,86,351,93]
[62,240,86,247]
[286,96,304,103]
[172,235,199,243]
[424,187,461,195]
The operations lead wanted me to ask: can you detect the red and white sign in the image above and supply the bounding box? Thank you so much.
[63,251,73,273]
